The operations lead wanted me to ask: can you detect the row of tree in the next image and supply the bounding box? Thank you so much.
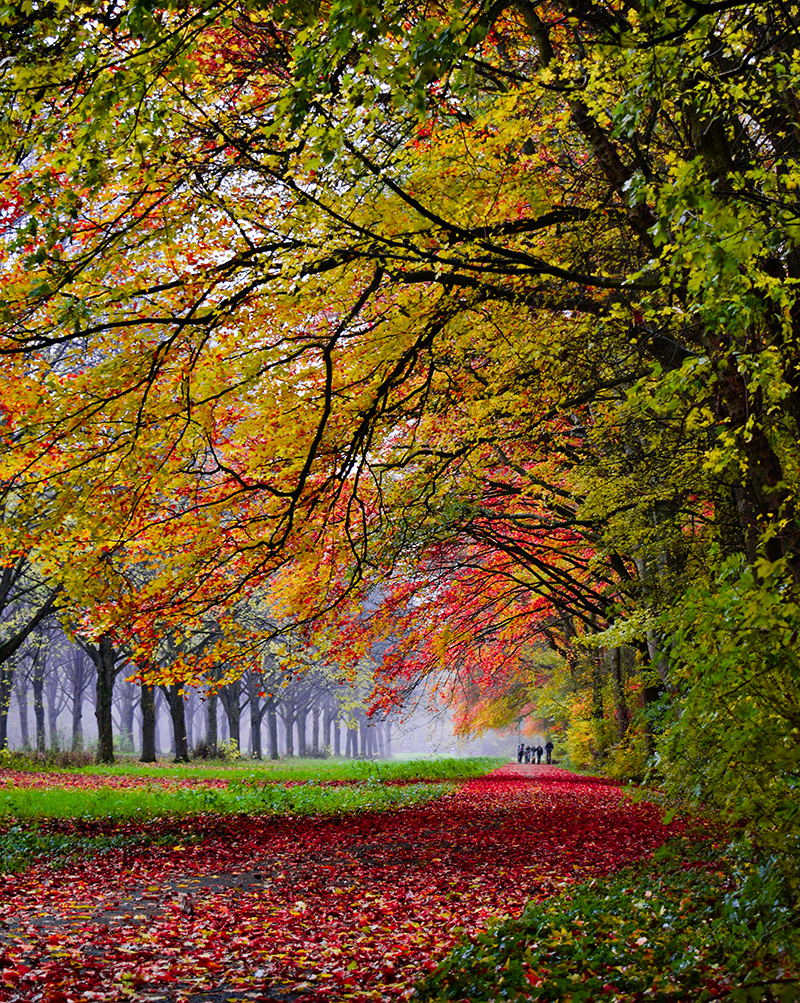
[1,616,394,761]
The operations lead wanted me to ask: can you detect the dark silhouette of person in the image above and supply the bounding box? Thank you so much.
[517,743,524,763]
[536,745,543,764]
[545,740,554,764]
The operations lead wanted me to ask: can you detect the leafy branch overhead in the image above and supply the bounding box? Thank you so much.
[1,1,800,842]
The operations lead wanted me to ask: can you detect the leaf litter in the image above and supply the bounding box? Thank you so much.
[0,764,683,1002]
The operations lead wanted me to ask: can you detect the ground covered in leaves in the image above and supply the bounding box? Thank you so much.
[0,764,684,1002]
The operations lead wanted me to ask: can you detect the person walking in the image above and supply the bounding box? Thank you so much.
[545,739,554,764]
[517,743,524,764]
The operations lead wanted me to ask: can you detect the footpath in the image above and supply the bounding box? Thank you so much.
[0,764,682,1002]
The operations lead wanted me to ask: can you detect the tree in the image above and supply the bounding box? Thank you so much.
[78,634,127,764]
[2,0,800,842]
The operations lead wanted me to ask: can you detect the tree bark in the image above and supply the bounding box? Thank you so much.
[163,684,189,762]
[15,672,31,750]
[88,635,119,764]
[205,691,218,754]
[296,704,308,757]
[267,702,279,759]
[140,684,156,763]
[219,678,242,752]
[310,701,319,756]
[609,647,630,742]
[0,662,12,749]
[31,661,45,753]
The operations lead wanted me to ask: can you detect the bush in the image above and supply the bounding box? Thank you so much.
[192,740,217,760]
[217,739,240,761]
[0,748,95,771]
[415,835,800,1002]
[656,555,800,855]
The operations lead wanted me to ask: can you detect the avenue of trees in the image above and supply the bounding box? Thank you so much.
[1,0,799,852]
[1,620,396,761]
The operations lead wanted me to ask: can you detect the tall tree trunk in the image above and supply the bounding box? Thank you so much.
[267,703,279,759]
[0,662,12,750]
[609,647,630,742]
[322,700,335,755]
[31,662,45,753]
[91,635,118,764]
[15,672,30,750]
[71,685,84,750]
[163,685,189,762]
[281,698,296,757]
[333,711,341,757]
[250,696,263,760]
[45,671,61,752]
[184,689,195,753]
[220,678,241,752]
[310,701,319,756]
[140,684,156,763]
[296,705,308,757]
[116,679,137,753]
[205,691,218,754]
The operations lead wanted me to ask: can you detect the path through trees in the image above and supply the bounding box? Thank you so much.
[0,765,682,1002]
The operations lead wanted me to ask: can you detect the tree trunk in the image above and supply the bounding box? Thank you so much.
[296,705,308,757]
[31,662,45,754]
[140,684,156,763]
[71,683,84,750]
[184,689,196,753]
[15,672,30,750]
[205,691,218,754]
[267,703,279,759]
[117,679,137,753]
[281,698,296,757]
[322,700,335,756]
[219,678,241,752]
[0,662,12,749]
[333,711,341,757]
[311,701,319,756]
[91,635,118,764]
[163,685,189,762]
[609,647,630,742]
[250,696,263,760]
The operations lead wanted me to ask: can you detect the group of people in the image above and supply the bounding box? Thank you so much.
[517,740,554,765]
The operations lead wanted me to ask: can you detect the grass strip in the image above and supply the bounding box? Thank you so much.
[0,778,457,825]
[415,835,800,1003]
[0,754,504,785]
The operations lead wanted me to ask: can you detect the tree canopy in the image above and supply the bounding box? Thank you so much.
[2,0,800,840]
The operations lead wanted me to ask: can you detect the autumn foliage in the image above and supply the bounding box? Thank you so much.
[1,0,800,847]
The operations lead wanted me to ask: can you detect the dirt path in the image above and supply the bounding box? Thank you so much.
[0,765,682,1002]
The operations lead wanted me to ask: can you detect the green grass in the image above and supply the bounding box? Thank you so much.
[0,752,505,785]
[415,835,800,1002]
[0,824,186,873]
[0,777,460,823]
